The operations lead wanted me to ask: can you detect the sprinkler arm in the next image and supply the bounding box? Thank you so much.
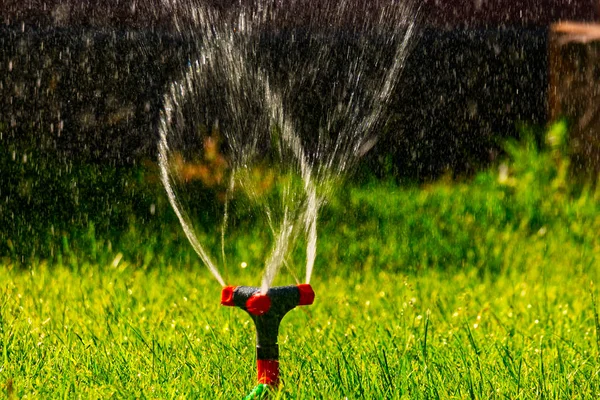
[221,284,315,386]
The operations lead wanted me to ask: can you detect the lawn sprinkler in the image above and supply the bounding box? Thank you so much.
[221,284,315,396]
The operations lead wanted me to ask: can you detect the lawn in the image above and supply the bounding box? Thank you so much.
[1,248,599,398]
[2,122,600,398]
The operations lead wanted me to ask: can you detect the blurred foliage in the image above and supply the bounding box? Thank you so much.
[0,138,160,263]
[1,120,598,277]
[322,119,598,276]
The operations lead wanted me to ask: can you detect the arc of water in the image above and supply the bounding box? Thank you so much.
[260,81,320,292]
[354,20,417,159]
[159,98,226,286]
[160,0,418,291]
[159,37,319,292]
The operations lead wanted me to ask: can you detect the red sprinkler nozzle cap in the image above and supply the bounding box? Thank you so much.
[297,284,315,306]
[246,293,272,315]
[221,286,236,306]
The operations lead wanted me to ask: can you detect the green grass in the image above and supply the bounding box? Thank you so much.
[1,256,599,398]
[2,121,600,398]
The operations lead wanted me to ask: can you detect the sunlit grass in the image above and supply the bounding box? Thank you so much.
[1,254,599,398]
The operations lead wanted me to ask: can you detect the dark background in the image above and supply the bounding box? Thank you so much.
[3,0,597,29]
[3,0,592,176]
[0,1,597,259]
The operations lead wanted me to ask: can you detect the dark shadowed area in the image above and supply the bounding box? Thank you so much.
[2,1,590,173]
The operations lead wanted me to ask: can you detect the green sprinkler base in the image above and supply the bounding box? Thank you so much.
[243,383,269,400]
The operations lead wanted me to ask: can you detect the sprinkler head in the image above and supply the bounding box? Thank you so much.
[221,284,315,386]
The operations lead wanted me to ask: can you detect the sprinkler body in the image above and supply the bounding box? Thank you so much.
[221,284,315,386]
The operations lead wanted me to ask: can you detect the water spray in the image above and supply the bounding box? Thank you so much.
[221,284,315,395]
[158,1,417,397]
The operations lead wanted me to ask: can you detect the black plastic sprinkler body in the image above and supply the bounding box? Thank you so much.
[221,284,315,386]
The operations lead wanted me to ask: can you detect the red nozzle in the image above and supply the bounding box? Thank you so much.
[221,286,236,306]
[297,284,315,306]
[257,359,279,385]
[246,293,271,315]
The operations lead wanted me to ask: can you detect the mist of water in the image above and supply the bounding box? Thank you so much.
[159,0,417,291]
